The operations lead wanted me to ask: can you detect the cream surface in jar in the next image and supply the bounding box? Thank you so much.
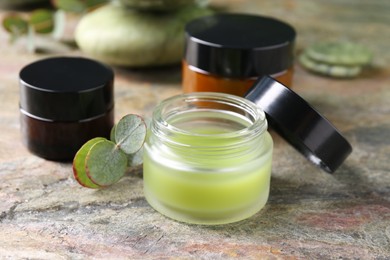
[143,93,273,225]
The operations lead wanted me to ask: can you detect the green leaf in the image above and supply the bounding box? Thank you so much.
[30,9,54,34]
[115,114,147,155]
[110,123,117,143]
[72,137,105,189]
[52,0,86,13]
[85,0,109,9]
[2,14,28,35]
[86,139,128,187]
[52,0,108,13]
[127,147,143,167]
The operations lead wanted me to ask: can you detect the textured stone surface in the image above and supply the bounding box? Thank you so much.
[0,0,389,259]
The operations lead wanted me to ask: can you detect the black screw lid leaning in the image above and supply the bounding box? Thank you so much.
[245,76,352,173]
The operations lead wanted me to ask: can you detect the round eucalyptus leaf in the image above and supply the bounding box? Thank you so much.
[84,0,108,9]
[127,147,143,167]
[110,123,117,143]
[30,9,54,34]
[115,114,147,155]
[52,0,108,13]
[52,0,87,13]
[86,139,128,187]
[2,14,28,35]
[72,137,105,189]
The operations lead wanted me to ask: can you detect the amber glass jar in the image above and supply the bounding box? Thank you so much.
[19,57,114,161]
[183,14,296,96]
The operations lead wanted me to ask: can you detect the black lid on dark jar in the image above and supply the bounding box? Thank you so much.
[184,13,296,78]
[19,57,114,121]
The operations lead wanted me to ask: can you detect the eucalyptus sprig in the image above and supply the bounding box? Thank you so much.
[1,0,109,50]
[73,114,147,189]
[2,9,54,43]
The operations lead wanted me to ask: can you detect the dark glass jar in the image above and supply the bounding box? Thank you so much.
[183,13,296,96]
[19,57,114,161]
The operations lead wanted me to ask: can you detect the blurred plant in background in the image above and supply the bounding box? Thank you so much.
[1,0,212,67]
[1,0,108,52]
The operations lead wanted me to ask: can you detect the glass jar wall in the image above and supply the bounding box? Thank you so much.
[143,92,273,225]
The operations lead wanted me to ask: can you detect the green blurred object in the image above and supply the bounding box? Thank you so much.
[51,0,108,13]
[305,41,372,66]
[2,9,54,41]
[75,3,213,67]
[2,14,28,34]
[299,41,373,78]
[299,52,362,78]
[29,9,54,34]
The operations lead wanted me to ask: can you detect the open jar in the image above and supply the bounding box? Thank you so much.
[144,77,353,225]
[183,13,296,96]
[143,92,273,225]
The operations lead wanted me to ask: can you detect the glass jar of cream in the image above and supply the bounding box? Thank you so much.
[183,13,296,96]
[143,92,273,225]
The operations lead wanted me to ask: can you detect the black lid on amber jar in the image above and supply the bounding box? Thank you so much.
[184,13,296,78]
[19,57,114,122]
[245,76,352,173]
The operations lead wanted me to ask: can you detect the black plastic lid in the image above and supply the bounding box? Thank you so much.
[184,13,296,78]
[245,76,352,173]
[19,57,114,122]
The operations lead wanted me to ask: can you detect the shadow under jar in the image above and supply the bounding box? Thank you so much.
[19,57,114,161]
[143,92,273,225]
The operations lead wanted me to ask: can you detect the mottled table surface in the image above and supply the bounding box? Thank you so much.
[1,0,389,259]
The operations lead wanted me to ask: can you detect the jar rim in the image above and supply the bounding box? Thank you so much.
[152,92,267,147]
